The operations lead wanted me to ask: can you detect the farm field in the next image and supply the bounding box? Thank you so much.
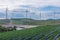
[0,25,60,40]
[0,0,60,40]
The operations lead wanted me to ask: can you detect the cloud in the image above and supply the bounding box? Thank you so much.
[0,0,60,10]
[0,0,60,20]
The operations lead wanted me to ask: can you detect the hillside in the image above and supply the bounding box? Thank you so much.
[0,25,60,40]
[0,18,60,25]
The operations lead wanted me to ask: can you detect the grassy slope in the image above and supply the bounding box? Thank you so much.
[0,25,60,40]
[0,18,60,25]
[0,19,10,24]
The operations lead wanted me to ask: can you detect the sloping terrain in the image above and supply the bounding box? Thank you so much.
[0,18,60,25]
[0,25,60,40]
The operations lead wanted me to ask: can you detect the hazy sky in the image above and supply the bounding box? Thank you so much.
[0,0,60,10]
[0,0,60,20]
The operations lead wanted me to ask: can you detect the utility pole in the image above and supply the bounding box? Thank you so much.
[54,10,56,25]
[29,9,32,19]
[26,10,28,19]
[9,10,13,27]
[30,13,31,20]
[40,12,41,20]
[6,7,13,27]
[26,9,29,25]
[6,7,8,19]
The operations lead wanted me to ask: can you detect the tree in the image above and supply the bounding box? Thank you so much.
[13,26,17,30]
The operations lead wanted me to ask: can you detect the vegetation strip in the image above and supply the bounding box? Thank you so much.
[0,25,60,40]
[53,34,60,40]
[44,27,60,40]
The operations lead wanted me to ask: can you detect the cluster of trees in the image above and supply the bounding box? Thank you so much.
[0,26,16,32]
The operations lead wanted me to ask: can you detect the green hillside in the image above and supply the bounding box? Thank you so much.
[0,25,60,40]
[0,18,60,25]
[0,19,10,24]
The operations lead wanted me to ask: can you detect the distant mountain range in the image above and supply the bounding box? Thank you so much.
[39,6,60,11]
[0,18,60,25]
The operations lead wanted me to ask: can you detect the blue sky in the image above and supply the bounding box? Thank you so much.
[0,0,60,20]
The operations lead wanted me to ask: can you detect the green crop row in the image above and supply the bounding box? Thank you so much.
[0,25,60,40]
